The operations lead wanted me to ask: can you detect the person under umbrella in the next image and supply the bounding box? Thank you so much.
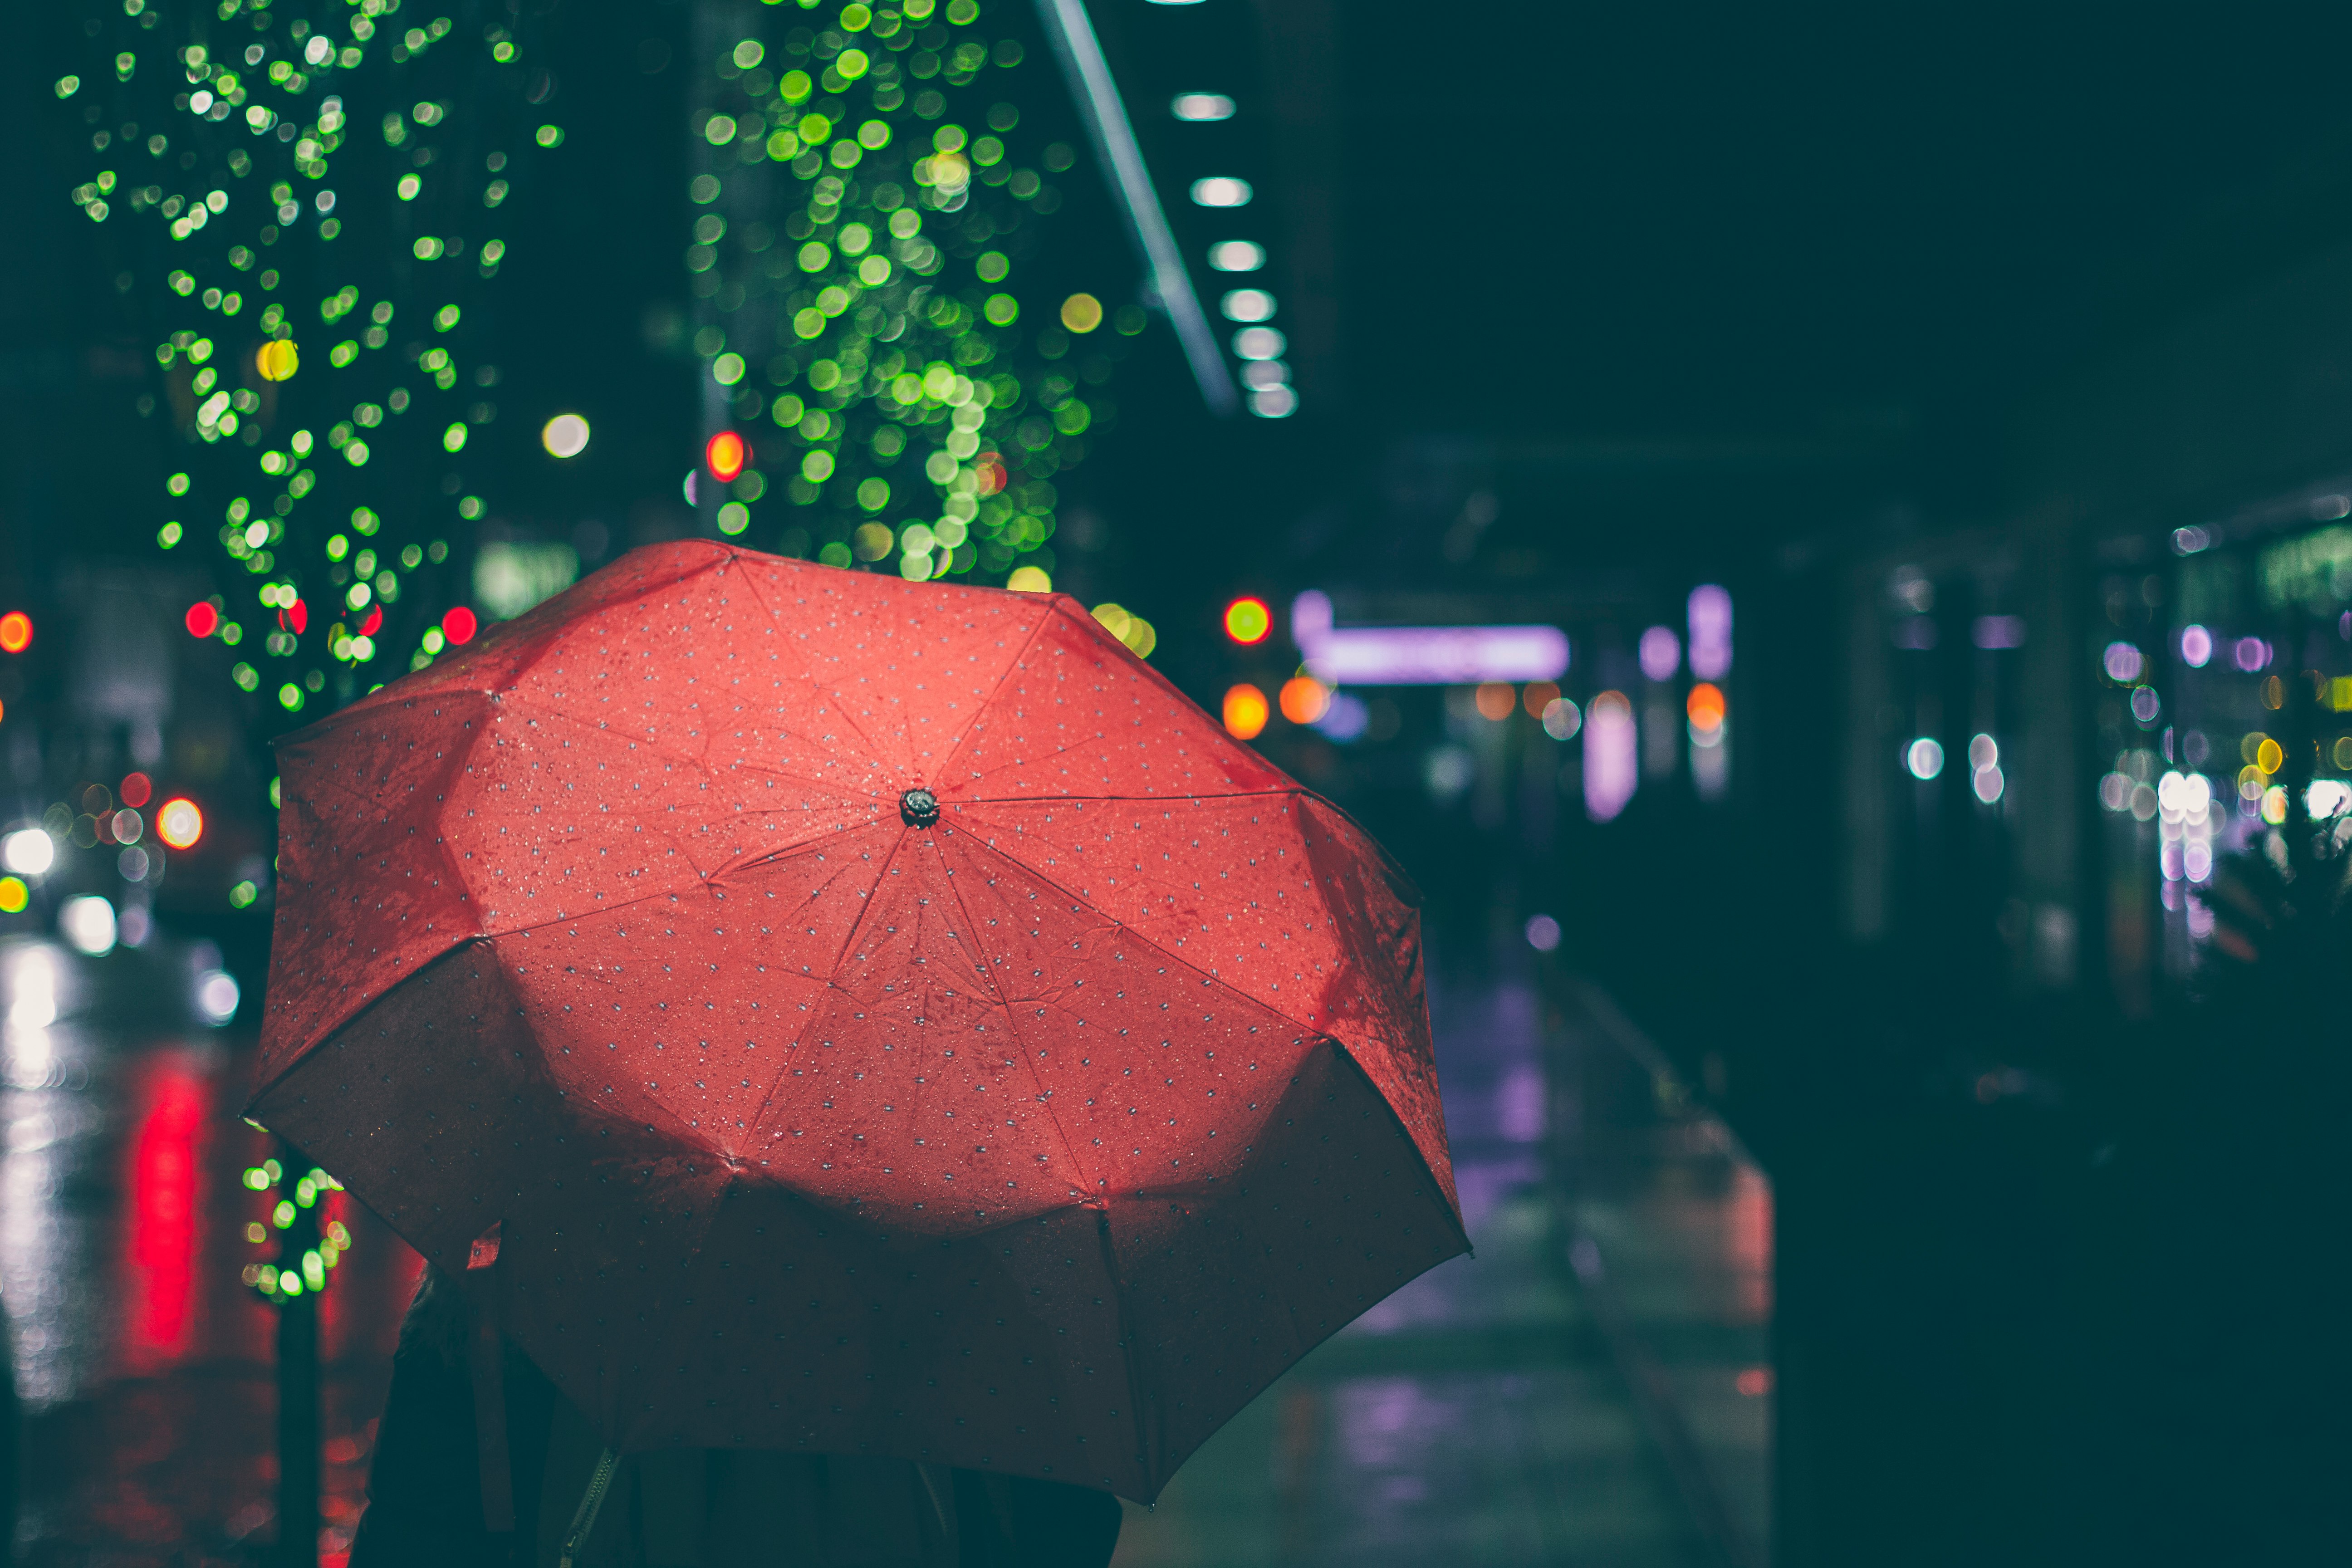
[260,543,1464,1566]
[350,1260,1120,1565]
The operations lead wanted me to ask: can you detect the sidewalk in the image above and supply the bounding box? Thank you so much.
[1111,958,1771,1567]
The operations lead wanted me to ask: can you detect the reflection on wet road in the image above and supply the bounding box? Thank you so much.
[1111,957,1772,1568]
[0,937,1769,1566]
[0,937,418,1566]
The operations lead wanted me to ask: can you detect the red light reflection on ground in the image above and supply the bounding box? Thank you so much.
[123,1053,208,1372]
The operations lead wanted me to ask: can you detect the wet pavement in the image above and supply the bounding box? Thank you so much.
[0,936,418,1567]
[1110,958,1773,1568]
[0,936,1770,1566]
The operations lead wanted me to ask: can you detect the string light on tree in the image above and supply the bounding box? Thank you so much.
[687,0,1143,593]
[56,0,559,717]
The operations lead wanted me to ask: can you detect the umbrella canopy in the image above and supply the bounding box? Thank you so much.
[250,540,1464,1499]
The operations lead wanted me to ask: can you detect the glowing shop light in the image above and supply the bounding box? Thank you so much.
[1171,93,1235,121]
[1314,692,1369,740]
[1232,326,1286,360]
[1222,683,1269,740]
[59,895,118,957]
[1638,625,1681,681]
[1584,691,1637,822]
[1220,289,1275,322]
[2,829,56,877]
[1688,585,1732,679]
[1290,591,1568,686]
[155,798,204,850]
[542,413,592,458]
[1223,597,1271,644]
[705,430,750,483]
[1971,614,2026,650]
[1208,240,1264,271]
[1190,177,1252,207]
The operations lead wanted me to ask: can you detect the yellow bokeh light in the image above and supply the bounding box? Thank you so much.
[156,797,204,850]
[255,339,299,381]
[1223,683,1269,740]
[1060,293,1103,333]
[1006,565,1053,593]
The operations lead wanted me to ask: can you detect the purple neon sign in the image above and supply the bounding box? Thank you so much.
[1291,592,1569,686]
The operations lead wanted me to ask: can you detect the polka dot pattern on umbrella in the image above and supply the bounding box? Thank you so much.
[250,540,1464,1501]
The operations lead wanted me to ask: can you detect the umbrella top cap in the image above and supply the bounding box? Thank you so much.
[899,788,940,828]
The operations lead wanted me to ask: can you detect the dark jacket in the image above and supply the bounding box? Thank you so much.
[349,1268,1122,1568]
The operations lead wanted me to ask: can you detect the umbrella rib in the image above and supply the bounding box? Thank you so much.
[484,688,895,807]
[951,785,1308,808]
[929,836,1102,1202]
[730,554,912,779]
[815,822,916,990]
[946,822,1339,1084]
[927,603,1059,786]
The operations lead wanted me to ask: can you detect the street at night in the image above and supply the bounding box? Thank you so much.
[5,2,2352,1564]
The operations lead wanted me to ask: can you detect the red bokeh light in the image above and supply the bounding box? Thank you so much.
[705,430,750,484]
[442,606,479,645]
[358,606,383,637]
[184,602,219,639]
[279,598,309,636]
[120,772,153,808]
[0,612,31,654]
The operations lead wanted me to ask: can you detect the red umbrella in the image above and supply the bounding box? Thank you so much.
[249,540,1464,1499]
